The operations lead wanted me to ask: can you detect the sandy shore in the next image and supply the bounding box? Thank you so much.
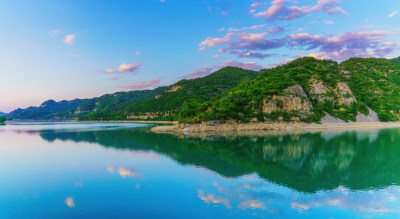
[151,121,400,133]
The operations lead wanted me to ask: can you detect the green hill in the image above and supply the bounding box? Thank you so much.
[20,66,258,121]
[179,57,400,123]
[9,99,87,120]
[121,66,259,120]
[70,87,166,120]
[10,57,400,123]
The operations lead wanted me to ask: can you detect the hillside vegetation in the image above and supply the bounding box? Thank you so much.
[122,67,259,120]
[67,87,167,120]
[178,57,400,123]
[10,67,258,121]
[10,57,400,123]
[9,99,86,120]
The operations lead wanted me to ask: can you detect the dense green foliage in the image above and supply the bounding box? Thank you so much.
[122,67,258,120]
[70,87,166,120]
[10,56,400,123]
[340,58,400,121]
[9,99,86,120]
[179,57,400,123]
[0,116,6,124]
[10,66,258,121]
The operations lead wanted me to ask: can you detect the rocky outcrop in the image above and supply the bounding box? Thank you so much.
[155,85,182,99]
[263,84,313,117]
[263,95,313,114]
[285,85,307,97]
[165,85,182,92]
[308,79,332,102]
[309,79,327,95]
[336,82,356,106]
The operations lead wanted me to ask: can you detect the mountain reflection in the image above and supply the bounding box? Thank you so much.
[29,126,400,193]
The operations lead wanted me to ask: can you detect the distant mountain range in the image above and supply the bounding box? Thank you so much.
[9,66,258,121]
[0,112,7,116]
[8,99,86,120]
[8,56,400,123]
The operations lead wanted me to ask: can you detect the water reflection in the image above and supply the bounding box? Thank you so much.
[4,123,400,217]
[24,126,400,193]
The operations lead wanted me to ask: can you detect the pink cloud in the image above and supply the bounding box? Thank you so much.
[228,24,265,32]
[64,34,75,45]
[388,11,398,18]
[236,27,283,42]
[117,63,142,73]
[106,68,115,73]
[199,33,233,50]
[248,1,268,14]
[253,0,347,21]
[99,62,142,76]
[217,27,397,61]
[122,78,161,90]
[289,31,398,61]
[198,27,284,59]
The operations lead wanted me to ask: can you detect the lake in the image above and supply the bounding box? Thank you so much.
[1,122,400,218]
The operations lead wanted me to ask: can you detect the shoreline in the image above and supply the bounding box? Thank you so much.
[76,120,177,124]
[151,121,400,133]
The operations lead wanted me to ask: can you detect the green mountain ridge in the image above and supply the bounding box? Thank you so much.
[8,99,87,120]
[179,57,400,123]
[9,66,259,121]
[9,56,400,123]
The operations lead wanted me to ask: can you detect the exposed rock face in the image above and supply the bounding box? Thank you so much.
[285,85,307,97]
[336,82,356,106]
[165,85,182,92]
[308,79,333,102]
[263,95,313,114]
[155,85,182,99]
[309,79,327,95]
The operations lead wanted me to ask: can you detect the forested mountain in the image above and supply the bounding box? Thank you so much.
[10,56,400,123]
[64,87,167,120]
[9,66,258,121]
[122,66,259,120]
[75,66,258,120]
[178,57,400,123]
[8,99,86,120]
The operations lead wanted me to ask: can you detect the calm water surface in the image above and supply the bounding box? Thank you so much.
[1,122,400,218]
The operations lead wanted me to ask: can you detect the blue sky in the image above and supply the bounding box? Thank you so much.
[0,0,399,112]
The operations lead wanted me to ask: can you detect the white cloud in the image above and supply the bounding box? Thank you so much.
[388,11,398,18]
[64,34,75,45]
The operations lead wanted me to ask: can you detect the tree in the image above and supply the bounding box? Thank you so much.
[0,116,6,124]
